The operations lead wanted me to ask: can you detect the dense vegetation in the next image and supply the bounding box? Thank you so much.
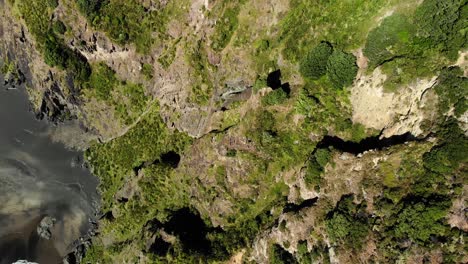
[76,0,189,53]
[16,0,91,85]
[299,41,333,80]
[261,87,289,106]
[364,14,414,68]
[76,0,151,52]
[325,195,369,249]
[414,0,467,60]
[279,0,405,62]
[433,66,468,117]
[299,41,358,89]
[324,118,468,261]
[304,148,332,190]
[326,51,358,89]
[364,0,467,90]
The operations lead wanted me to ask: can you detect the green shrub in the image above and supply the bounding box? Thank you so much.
[422,119,468,175]
[141,63,154,80]
[433,66,468,117]
[326,51,358,89]
[86,62,117,99]
[43,37,68,67]
[304,148,331,189]
[46,0,59,8]
[211,4,242,51]
[269,244,298,264]
[314,148,332,167]
[262,88,288,106]
[364,14,415,67]
[76,0,159,53]
[52,20,67,35]
[394,199,451,245]
[76,0,105,20]
[300,41,333,80]
[65,52,92,84]
[326,195,369,248]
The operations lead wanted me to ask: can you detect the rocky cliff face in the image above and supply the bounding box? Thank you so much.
[1,0,467,263]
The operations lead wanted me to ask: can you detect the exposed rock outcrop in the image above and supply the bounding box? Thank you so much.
[36,216,56,240]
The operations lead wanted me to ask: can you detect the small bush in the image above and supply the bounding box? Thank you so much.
[86,62,117,100]
[52,20,67,35]
[43,37,68,67]
[46,0,59,8]
[76,0,104,19]
[326,51,358,89]
[262,88,288,106]
[299,41,333,79]
[269,244,298,264]
[325,195,369,248]
[433,66,468,117]
[141,63,154,80]
[304,148,331,189]
[211,5,241,51]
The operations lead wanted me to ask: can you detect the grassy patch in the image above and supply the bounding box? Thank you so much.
[141,63,154,80]
[83,62,148,125]
[1,57,17,75]
[279,0,402,62]
[210,1,245,51]
[85,102,192,211]
[364,1,467,90]
[364,14,415,68]
[157,38,180,69]
[185,40,214,105]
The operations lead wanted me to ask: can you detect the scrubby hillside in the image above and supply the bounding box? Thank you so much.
[1,0,467,263]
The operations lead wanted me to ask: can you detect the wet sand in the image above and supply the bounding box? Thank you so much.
[0,78,99,262]
[0,215,61,264]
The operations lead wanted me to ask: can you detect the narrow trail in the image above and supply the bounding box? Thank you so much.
[100,99,158,143]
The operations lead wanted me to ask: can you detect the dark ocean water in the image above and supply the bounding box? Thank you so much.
[0,81,99,263]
